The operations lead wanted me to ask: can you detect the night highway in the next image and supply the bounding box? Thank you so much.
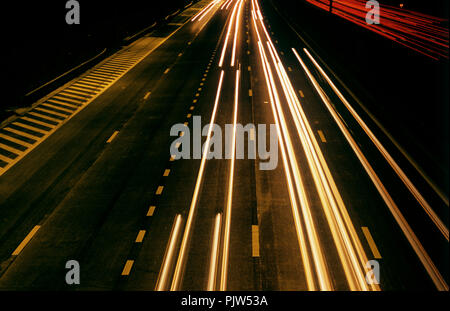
[0,0,448,302]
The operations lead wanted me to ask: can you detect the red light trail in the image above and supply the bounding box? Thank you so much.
[306,0,449,60]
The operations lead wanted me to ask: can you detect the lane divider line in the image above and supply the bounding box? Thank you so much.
[11,225,41,256]
[252,225,260,257]
[121,260,134,276]
[106,131,119,143]
[147,205,156,216]
[135,230,146,243]
[361,227,382,259]
[317,130,327,143]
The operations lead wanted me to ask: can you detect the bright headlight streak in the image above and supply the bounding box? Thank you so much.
[155,214,183,291]
[261,46,335,291]
[226,0,234,9]
[219,0,239,67]
[219,68,240,291]
[252,0,329,291]
[198,0,221,22]
[274,56,369,291]
[207,213,222,291]
[251,8,257,21]
[254,0,370,290]
[230,0,244,67]
[264,40,363,290]
[192,0,217,21]
[279,61,379,291]
[257,40,317,291]
[265,37,374,290]
[303,48,448,241]
[270,67,334,291]
[170,71,225,291]
[220,0,230,10]
[295,49,448,291]
[254,0,262,18]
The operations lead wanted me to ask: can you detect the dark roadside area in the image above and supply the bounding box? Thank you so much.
[267,0,449,199]
[0,0,196,124]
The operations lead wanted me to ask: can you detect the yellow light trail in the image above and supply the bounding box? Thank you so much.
[198,0,221,22]
[170,71,225,290]
[155,214,183,291]
[231,0,244,67]
[221,0,233,10]
[207,213,222,291]
[219,67,240,291]
[252,2,323,289]
[219,0,240,67]
[302,48,448,241]
[252,0,379,290]
[294,48,448,291]
[192,0,219,22]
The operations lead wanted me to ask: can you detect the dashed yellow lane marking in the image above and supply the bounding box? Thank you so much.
[147,205,156,216]
[107,131,119,143]
[156,186,164,195]
[362,227,382,259]
[249,89,253,97]
[252,225,260,257]
[164,68,170,74]
[144,91,151,99]
[299,90,305,98]
[187,114,192,118]
[121,260,134,275]
[317,130,327,143]
[135,230,146,243]
[163,169,171,177]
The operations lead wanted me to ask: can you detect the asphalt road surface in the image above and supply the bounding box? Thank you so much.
[0,0,448,291]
